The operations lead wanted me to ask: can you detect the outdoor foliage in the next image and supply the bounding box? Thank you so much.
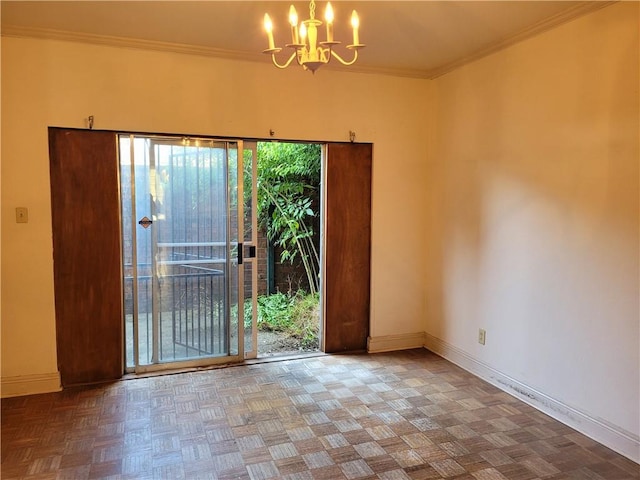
[257,142,321,294]
[256,292,320,349]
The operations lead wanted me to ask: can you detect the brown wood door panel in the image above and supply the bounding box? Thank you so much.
[49,128,123,386]
[324,143,372,353]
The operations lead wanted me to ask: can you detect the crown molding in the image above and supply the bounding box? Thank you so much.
[1,1,617,81]
[426,1,617,79]
[1,24,434,79]
[1,24,267,64]
[323,62,432,80]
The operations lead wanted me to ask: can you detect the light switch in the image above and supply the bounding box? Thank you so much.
[16,207,28,223]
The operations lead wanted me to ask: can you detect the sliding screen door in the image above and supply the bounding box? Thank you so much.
[119,135,257,372]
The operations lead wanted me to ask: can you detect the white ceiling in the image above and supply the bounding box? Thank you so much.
[0,1,610,78]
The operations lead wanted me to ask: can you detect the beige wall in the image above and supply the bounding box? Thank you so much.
[427,2,638,459]
[1,36,431,382]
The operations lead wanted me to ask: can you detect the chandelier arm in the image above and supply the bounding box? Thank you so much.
[270,50,299,69]
[329,49,359,66]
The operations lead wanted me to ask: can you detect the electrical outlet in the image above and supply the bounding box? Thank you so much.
[478,328,486,345]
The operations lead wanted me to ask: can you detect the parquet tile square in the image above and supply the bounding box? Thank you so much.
[1,349,638,479]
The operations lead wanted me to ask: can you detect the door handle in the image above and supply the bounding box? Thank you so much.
[237,244,257,265]
[138,216,153,228]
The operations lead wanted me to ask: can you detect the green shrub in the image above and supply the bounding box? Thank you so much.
[258,291,319,348]
[257,292,295,331]
[235,291,319,350]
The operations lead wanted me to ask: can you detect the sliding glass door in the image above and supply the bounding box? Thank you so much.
[119,135,257,372]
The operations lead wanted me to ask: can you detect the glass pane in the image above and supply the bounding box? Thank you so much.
[242,142,257,357]
[228,143,239,356]
[152,140,232,362]
[119,135,154,367]
[243,144,256,243]
[119,136,134,369]
[244,261,253,354]
[134,138,153,366]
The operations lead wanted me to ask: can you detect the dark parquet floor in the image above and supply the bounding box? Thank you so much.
[2,349,638,479]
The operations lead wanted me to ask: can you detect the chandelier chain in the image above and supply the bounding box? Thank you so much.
[309,0,316,20]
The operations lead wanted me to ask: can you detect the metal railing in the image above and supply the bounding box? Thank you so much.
[124,259,230,366]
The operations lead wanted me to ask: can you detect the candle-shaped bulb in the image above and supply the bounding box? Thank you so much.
[289,5,299,43]
[325,2,334,42]
[351,10,360,45]
[264,13,275,49]
[264,13,273,33]
[351,10,359,29]
[325,3,334,24]
[289,5,298,26]
[300,22,307,44]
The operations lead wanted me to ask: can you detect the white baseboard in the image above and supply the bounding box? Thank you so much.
[367,332,426,353]
[1,372,62,398]
[424,332,640,464]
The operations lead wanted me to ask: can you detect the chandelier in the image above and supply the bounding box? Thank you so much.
[262,0,364,73]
